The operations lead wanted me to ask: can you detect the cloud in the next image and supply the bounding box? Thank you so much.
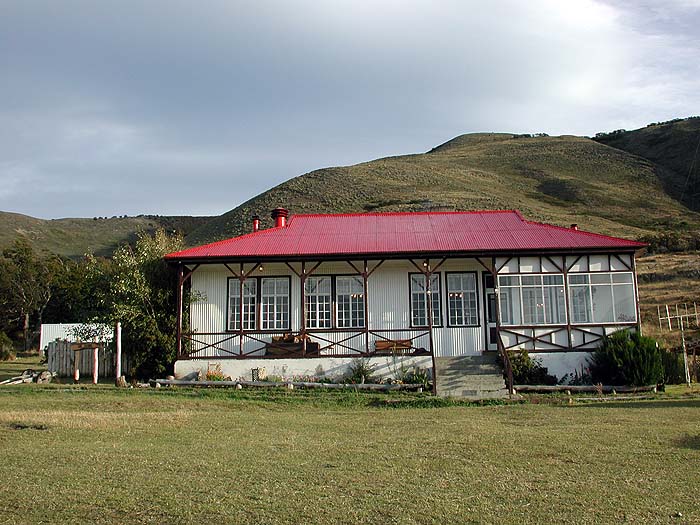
[0,0,698,218]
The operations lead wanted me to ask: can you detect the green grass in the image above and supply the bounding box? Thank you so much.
[1,379,699,523]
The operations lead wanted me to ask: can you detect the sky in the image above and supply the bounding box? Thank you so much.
[1,0,699,219]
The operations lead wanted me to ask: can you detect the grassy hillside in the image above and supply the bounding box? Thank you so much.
[594,117,700,210]
[188,132,700,245]
[0,211,211,258]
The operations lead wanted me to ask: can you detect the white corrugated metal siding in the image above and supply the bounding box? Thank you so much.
[188,258,487,358]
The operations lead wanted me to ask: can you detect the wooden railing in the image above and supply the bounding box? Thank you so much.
[179,328,432,360]
[497,334,514,395]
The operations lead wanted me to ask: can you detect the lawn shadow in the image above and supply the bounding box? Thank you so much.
[673,434,700,450]
[566,399,700,410]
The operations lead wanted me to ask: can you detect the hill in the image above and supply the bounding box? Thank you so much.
[594,117,700,211]
[0,212,211,258]
[187,132,700,245]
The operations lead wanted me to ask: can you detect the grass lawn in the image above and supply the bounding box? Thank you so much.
[1,377,699,525]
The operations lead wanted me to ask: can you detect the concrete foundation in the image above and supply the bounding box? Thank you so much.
[174,355,433,382]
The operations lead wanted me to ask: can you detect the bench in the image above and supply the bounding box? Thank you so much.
[374,339,413,355]
[265,334,320,357]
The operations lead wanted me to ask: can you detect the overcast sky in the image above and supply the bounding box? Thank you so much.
[1,0,699,219]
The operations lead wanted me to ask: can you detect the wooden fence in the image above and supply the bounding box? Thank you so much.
[47,340,131,378]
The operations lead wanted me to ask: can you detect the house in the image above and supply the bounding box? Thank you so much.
[165,208,645,394]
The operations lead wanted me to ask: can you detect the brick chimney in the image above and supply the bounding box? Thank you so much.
[271,207,289,228]
[252,215,260,233]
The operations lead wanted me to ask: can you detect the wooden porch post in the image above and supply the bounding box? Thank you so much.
[239,263,245,357]
[491,256,513,395]
[300,261,307,356]
[562,255,573,350]
[424,259,437,395]
[176,263,184,358]
[363,260,370,355]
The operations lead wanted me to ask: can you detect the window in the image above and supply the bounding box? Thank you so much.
[446,273,479,326]
[498,274,566,326]
[337,276,365,328]
[261,277,290,330]
[305,276,332,329]
[568,272,636,323]
[228,277,290,331]
[228,279,257,330]
[410,273,441,327]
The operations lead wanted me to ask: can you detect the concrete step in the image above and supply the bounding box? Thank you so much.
[434,354,508,399]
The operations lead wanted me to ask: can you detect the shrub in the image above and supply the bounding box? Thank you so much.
[661,350,686,385]
[0,331,14,361]
[504,349,557,385]
[398,366,431,387]
[345,359,377,384]
[205,364,228,381]
[558,366,593,386]
[589,331,663,386]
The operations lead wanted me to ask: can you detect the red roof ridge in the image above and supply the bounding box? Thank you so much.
[165,222,285,259]
[292,209,522,219]
[523,217,646,246]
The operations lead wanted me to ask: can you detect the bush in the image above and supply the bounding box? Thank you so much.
[661,350,686,385]
[505,349,557,385]
[589,331,663,386]
[0,331,14,361]
[345,359,377,384]
[398,366,431,387]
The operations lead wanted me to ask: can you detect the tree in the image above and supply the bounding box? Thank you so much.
[101,229,185,379]
[0,237,64,348]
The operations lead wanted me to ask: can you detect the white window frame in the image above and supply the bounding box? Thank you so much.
[497,274,567,326]
[410,273,442,327]
[567,271,636,324]
[446,272,479,327]
[227,278,257,331]
[260,277,290,330]
[305,276,332,329]
[336,276,365,328]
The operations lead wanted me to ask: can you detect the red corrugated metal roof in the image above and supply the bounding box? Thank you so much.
[165,210,645,260]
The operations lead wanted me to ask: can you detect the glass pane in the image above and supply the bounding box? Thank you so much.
[521,286,544,324]
[613,283,636,322]
[544,285,566,324]
[521,275,541,286]
[591,274,611,284]
[500,286,521,325]
[591,284,614,322]
[569,274,589,285]
[543,274,563,286]
[569,286,591,323]
[498,275,518,287]
[612,273,633,284]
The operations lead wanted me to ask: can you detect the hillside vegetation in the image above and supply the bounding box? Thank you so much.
[2,118,699,257]
[187,126,700,245]
[0,212,211,258]
[594,117,700,211]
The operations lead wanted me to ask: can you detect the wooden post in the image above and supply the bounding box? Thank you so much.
[92,347,99,384]
[363,260,369,356]
[73,350,80,383]
[424,259,437,396]
[301,261,307,356]
[176,264,184,358]
[115,322,122,379]
[680,316,691,387]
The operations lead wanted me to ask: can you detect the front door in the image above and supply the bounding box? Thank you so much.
[482,272,498,351]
